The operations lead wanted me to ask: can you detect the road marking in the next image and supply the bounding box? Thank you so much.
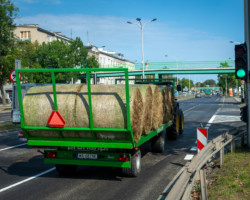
[190,146,197,151]
[210,115,241,123]
[0,167,56,193]
[184,154,194,160]
[208,115,216,123]
[183,105,199,114]
[0,143,27,152]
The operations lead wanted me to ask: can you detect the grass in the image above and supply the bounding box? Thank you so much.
[177,95,195,101]
[208,147,250,200]
[0,122,20,132]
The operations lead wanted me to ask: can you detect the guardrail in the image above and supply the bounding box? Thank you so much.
[159,125,247,200]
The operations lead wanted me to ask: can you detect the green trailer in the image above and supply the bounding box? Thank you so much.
[15,68,184,177]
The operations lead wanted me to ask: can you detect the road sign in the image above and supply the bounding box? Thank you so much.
[197,128,208,152]
[10,70,22,83]
[15,59,21,69]
[241,80,245,85]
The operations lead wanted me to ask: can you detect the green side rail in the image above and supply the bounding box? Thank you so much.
[15,68,172,149]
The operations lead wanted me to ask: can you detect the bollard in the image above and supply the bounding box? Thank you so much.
[231,139,235,152]
[220,145,224,168]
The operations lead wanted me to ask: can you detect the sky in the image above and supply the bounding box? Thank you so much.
[13,0,245,83]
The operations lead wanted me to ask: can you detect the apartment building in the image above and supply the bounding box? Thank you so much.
[13,24,71,44]
[87,45,135,71]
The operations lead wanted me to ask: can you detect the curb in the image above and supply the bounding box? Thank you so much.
[0,129,21,134]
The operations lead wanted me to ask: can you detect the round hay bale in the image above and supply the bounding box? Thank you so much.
[142,85,153,134]
[131,89,144,143]
[23,84,147,142]
[152,86,163,130]
[162,89,167,124]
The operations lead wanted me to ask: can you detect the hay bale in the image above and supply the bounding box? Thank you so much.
[23,84,148,142]
[152,86,163,130]
[142,85,153,134]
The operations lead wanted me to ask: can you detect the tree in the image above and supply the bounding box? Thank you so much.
[180,78,194,91]
[0,0,18,104]
[29,37,99,83]
[203,79,216,87]
[217,61,239,95]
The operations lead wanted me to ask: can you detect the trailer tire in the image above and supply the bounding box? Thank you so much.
[151,129,166,153]
[122,149,141,177]
[179,109,184,135]
[167,105,180,140]
[56,164,77,175]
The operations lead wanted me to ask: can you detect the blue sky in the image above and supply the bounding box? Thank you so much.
[14,0,244,82]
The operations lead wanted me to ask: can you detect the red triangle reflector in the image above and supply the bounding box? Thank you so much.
[47,111,65,128]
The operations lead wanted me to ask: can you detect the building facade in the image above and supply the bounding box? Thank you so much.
[13,24,71,44]
[87,45,135,71]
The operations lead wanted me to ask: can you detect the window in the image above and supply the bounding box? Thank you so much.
[20,31,31,41]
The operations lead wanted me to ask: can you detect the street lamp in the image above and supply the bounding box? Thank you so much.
[127,18,157,78]
[165,54,179,84]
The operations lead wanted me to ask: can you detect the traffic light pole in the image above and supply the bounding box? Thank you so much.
[244,0,250,148]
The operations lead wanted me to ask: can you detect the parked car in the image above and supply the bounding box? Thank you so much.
[195,93,201,98]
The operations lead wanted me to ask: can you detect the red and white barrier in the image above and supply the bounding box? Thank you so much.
[197,128,208,152]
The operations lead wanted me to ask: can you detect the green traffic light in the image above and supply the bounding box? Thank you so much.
[237,69,246,78]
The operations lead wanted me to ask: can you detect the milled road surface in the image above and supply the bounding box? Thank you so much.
[0,96,244,200]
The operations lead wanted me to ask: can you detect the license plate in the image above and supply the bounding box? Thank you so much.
[77,153,98,160]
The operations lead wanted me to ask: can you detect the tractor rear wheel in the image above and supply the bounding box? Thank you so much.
[179,109,184,134]
[151,129,166,153]
[167,105,180,140]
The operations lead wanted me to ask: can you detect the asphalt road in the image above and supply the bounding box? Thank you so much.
[0,96,244,200]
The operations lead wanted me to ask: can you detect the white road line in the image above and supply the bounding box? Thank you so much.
[208,115,216,123]
[183,105,199,114]
[0,167,56,193]
[0,143,27,152]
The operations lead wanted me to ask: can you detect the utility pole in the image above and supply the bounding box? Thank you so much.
[244,0,250,147]
[127,18,157,79]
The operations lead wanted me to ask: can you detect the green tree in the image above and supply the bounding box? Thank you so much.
[203,79,216,87]
[30,37,99,83]
[217,61,239,95]
[0,0,18,104]
[180,78,194,91]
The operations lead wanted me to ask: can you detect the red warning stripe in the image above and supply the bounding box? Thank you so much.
[197,128,207,137]
[197,140,204,151]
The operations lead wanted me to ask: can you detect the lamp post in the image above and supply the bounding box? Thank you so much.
[127,18,157,79]
[165,54,179,84]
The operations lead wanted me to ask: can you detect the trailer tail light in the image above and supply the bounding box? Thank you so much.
[45,151,57,158]
[17,131,27,142]
[118,155,130,162]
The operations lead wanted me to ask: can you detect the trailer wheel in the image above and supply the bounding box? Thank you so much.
[179,109,184,135]
[56,164,77,175]
[167,105,180,140]
[151,129,166,153]
[122,149,141,177]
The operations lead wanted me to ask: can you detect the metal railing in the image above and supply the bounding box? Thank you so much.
[159,125,247,200]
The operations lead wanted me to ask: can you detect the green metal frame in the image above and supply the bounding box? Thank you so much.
[15,68,173,151]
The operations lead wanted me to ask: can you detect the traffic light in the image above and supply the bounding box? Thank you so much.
[235,43,248,80]
[240,105,247,123]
